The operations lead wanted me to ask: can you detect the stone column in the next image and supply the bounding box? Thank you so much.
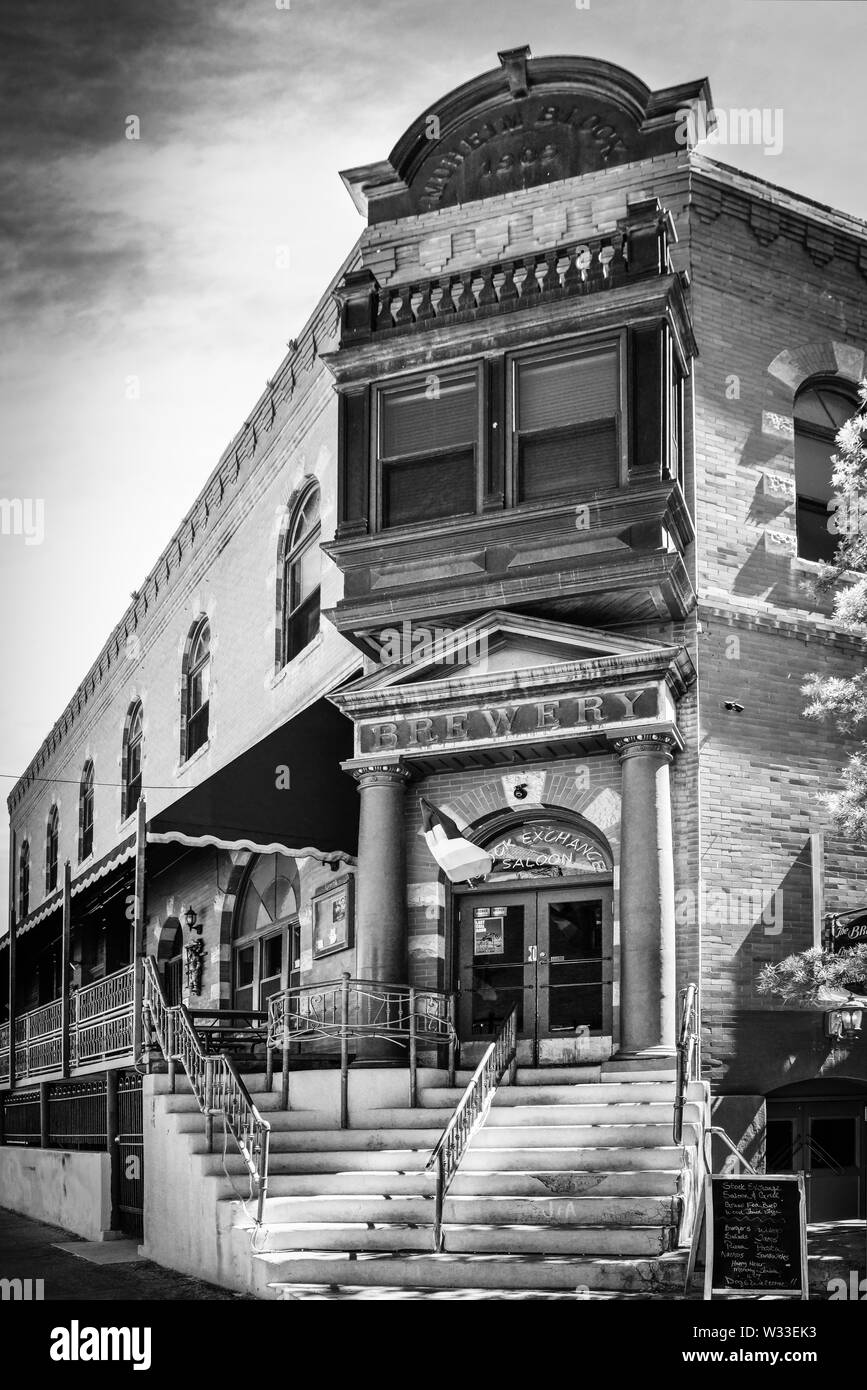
[349,761,411,1061]
[612,732,679,1059]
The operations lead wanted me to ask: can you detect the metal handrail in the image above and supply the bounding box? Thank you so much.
[268,974,457,1121]
[425,1006,518,1254]
[142,956,271,1223]
[673,982,699,1145]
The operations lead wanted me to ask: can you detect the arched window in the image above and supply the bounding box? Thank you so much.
[282,485,321,664]
[123,701,143,820]
[184,618,210,760]
[18,841,30,920]
[232,853,301,1013]
[45,806,59,894]
[794,378,858,563]
[79,761,94,861]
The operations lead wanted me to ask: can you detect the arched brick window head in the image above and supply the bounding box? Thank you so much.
[794,378,859,563]
[184,618,211,759]
[123,701,143,820]
[45,806,59,894]
[18,840,30,920]
[79,761,94,862]
[282,485,321,664]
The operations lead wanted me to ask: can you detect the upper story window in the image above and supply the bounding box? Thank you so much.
[794,378,858,563]
[511,342,621,503]
[79,761,94,861]
[123,701,143,819]
[282,485,321,663]
[45,806,59,894]
[184,618,210,760]
[18,840,30,920]
[377,371,479,528]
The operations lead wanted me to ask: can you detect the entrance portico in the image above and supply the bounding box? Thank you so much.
[331,610,694,1064]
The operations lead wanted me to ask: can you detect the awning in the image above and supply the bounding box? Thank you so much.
[147,698,359,862]
[12,835,137,940]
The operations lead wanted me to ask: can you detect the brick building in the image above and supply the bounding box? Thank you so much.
[1,47,865,1295]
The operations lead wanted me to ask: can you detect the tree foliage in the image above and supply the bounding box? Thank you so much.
[757,944,867,1007]
[801,380,867,834]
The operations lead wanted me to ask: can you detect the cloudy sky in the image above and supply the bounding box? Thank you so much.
[1,0,865,916]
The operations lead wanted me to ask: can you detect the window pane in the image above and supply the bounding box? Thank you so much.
[794,387,853,432]
[262,934,282,979]
[383,450,475,528]
[518,348,618,432]
[797,497,836,564]
[518,421,618,502]
[381,378,477,458]
[236,946,255,988]
[290,542,320,609]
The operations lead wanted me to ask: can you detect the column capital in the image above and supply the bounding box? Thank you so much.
[344,759,412,790]
[612,730,680,763]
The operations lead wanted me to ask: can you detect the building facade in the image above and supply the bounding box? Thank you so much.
[2,48,866,1278]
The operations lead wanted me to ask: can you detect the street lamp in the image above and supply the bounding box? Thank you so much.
[824,1005,864,1041]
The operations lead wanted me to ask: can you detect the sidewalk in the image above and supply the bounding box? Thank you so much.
[0,1207,253,1301]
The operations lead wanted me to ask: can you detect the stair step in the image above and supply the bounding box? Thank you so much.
[253,1250,688,1294]
[246,1221,672,1256]
[601,1070,677,1083]
[256,1129,443,1152]
[484,1103,699,1126]
[209,1163,679,1196]
[464,1145,680,1167]
[250,1193,676,1227]
[472,1123,695,1149]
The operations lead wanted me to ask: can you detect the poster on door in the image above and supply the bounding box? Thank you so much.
[473,908,505,957]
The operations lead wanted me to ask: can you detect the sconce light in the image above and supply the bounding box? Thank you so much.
[184,905,201,934]
[824,1004,864,1041]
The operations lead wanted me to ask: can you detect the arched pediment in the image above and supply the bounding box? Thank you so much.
[341,47,712,222]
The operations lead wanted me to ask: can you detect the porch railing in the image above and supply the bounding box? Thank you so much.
[673,982,699,1145]
[71,966,135,1067]
[1,966,136,1087]
[142,955,271,1224]
[426,1005,518,1253]
[267,974,457,1125]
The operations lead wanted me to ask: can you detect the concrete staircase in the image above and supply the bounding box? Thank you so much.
[142,1065,706,1297]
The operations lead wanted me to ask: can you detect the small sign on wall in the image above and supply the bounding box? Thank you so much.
[312,874,355,959]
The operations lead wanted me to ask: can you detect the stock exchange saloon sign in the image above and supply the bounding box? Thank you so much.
[487,822,611,877]
[360,686,657,755]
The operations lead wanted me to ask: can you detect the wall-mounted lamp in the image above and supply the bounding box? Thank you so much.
[723,701,744,714]
[184,906,201,934]
[824,1004,864,1041]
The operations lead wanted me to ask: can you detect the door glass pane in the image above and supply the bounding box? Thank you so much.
[468,904,525,1036]
[236,945,254,988]
[766,1118,796,1171]
[809,1118,857,1170]
[546,900,603,1032]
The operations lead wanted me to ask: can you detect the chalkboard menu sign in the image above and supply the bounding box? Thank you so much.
[704,1175,808,1299]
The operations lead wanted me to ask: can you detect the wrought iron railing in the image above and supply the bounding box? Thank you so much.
[12,999,63,1077]
[142,956,271,1224]
[267,974,457,1124]
[673,982,699,1145]
[71,966,135,1066]
[426,1005,518,1253]
[0,1022,9,1085]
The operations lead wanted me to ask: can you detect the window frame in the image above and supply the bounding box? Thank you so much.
[124,701,143,820]
[18,840,30,920]
[282,484,322,665]
[371,361,484,533]
[794,377,859,564]
[79,761,94,863]
[231,855,301,1014]
[185,619,211,760]
[45,806,59,895]
[505,331,628,506]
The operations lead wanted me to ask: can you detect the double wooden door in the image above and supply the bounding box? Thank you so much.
[456,885,612,1064]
